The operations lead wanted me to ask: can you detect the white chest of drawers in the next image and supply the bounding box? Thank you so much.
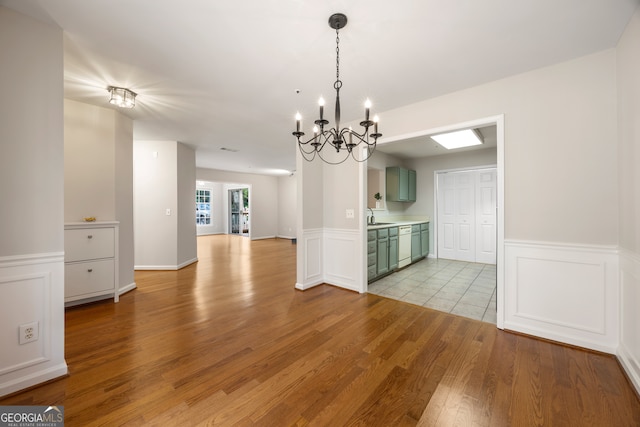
[64,221,119,305]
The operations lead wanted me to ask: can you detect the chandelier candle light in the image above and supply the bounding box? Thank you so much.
[293,13,381,164]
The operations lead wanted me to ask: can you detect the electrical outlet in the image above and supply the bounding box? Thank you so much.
[19,321,39,345]
[346,209,355,219]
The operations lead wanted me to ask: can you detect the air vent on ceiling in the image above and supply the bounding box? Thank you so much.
[220,147,239,152]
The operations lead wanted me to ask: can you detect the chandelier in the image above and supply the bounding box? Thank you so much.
[293,13,381,164]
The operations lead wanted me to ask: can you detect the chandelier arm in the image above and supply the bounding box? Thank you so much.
[317,149,351,165]
[298,144,318,161]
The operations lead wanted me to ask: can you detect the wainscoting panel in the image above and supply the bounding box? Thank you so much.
[295,229,323,290]
[504,240,619,353]
[323,229,362,293]
[0,253,67,397]
[618,249,640,394]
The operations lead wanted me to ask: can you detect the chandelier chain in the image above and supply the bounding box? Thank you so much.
[334,29,342,90]
[336,29,340,82]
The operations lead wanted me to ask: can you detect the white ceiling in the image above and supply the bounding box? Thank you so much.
[2,0,637,175]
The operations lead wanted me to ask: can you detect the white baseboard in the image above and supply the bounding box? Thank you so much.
[119,281,137,295]
[277,235,296,240]
[135,258,198,271]
[295,281,323,291]
[251,235,276,241]
[618,248,640,395]
[0,363,68,398]
[618,342,640,396]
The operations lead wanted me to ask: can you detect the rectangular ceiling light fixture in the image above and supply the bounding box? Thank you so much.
[431,129,483,150]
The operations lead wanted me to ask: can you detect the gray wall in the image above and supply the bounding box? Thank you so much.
[378,49,618,245]
[278,174,297,238]
[64,99,135,290]
[0,5,66,395]
[177,142,197,266]
[134,140,197,268]
[0,7,64,256]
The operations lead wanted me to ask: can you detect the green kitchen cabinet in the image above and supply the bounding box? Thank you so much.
[367,230,377,281]
[388,227,399,271]
[408,169,416,202]
[411,224,421,262]
[377,228,389,276]
[386,167,416,202]
[420,222,429,257]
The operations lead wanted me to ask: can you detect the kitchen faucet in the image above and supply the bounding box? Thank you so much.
[368,208,375,225]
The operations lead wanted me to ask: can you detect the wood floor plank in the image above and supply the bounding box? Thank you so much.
[1,235,639,426]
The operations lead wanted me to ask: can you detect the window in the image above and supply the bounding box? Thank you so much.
[196,189,211,225]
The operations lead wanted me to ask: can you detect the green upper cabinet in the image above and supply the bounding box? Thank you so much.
[386,167,416,202]
[408,169,416,202]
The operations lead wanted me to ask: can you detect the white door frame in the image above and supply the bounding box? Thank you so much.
[370,115,505,329]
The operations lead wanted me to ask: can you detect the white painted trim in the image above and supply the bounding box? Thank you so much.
[0,253,65,267]
[0,271,52,375]
[618,248,640,395]
[119,281,137,295]
[251,235,277,240]
[495,115,505,330]
[0,363,68,398]
[297,229,323,289]
[618,343,640,396]
[0,252,67,397]
[177,257,198,269]
[135,258,197,271]
[276,235,297,240]
[504,240,619,354]
[324,228,362,293]
[295,280,323,291]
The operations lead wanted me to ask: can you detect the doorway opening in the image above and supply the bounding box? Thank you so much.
[228,187,249,236]
[364,115,504,328]
[196,180,251,239]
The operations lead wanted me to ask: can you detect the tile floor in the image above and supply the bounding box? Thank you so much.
[367,258,497,324]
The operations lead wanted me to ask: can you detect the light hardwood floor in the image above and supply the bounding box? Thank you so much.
[2,235,639,426]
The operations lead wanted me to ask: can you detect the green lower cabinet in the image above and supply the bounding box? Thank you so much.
[411,224,421,262]
[389,227,398,271]
[368,230,377,281]
[420,223,429,257]
[376,228,389,276]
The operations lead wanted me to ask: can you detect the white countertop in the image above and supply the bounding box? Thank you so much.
[367,220,429,230]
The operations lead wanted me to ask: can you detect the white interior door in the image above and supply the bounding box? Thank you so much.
[437,173,457,260]
[437,168,496,264]
[437,171,475,262]
[476,169,497,264]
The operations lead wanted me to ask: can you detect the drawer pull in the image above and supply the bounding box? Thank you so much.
[87,269,93,272]
[87,235,93,239]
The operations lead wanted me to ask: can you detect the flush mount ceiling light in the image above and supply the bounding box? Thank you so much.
[108,86,136,108]
[292,13,381,164]
[432,129,483,150]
